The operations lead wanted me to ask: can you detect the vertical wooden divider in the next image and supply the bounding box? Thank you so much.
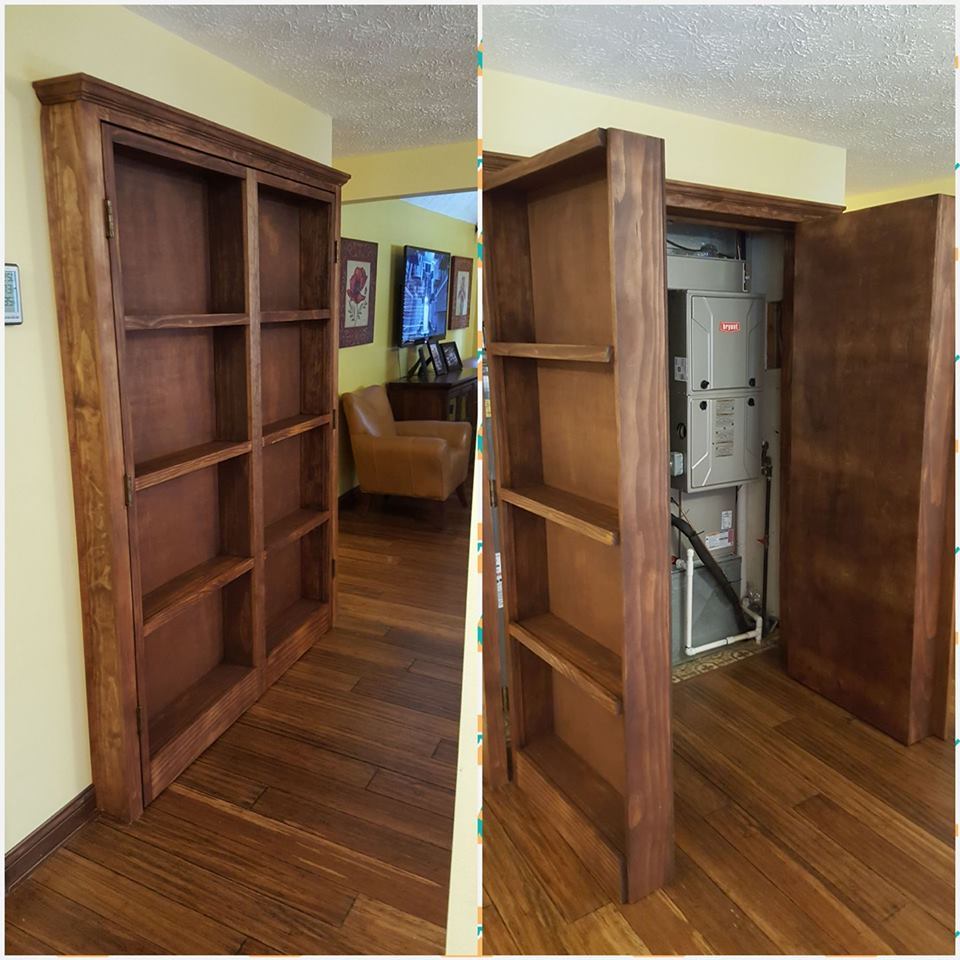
[246,169,267,689]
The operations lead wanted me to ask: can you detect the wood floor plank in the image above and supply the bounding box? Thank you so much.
[252,786,452,883]
[6,878,165,955]
[659,848,780,955]
[4,923,57,955]
[674,716,910,925]
[218,720,378,788]
[409,657,462,683]
[880,901,954,955]
[484,806,569,954]
[366,768,456,818]
[561,903,652,955]
[355,671,462,721]
[165,783,449,927]
[486,785,607,922]
[31,847,245,953]
[674,799,842,953]
[200,740,454,849]
[707,803,894,953]
[338,895,447,954]
[65,820,350,953]
[777,714,952,840]
[482,899,521,956]
[618,888,712,954]
[178,756,267,807]
[794,792,954,927]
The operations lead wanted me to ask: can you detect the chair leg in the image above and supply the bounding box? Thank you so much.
[438,498,447,530]
[357,490,371,516]
[456,481,468,508]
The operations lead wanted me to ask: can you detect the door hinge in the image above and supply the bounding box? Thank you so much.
[123,474,134,506]
[501,687,509,713]
[135,704,142,735]
[104,198,116,239]
[332,558,337,578]
[331,409,337,431]
[488,476,498,508]
[334,238,341,264]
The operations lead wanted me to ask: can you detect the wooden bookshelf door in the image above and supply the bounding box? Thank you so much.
[256,173,338,686]
[484,129,673,903]
[102,126,259,802]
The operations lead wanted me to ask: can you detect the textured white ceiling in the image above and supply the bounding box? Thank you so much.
[404,191,478,224]
[130,5,476,154]
[485,5,954,192]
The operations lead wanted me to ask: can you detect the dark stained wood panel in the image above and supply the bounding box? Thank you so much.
[785,195,954,744]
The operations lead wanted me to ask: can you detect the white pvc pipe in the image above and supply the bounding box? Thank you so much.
[683,553,764,657]
[684,548,695,655]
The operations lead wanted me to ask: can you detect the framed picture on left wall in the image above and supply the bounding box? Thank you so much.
[340,238,378,347]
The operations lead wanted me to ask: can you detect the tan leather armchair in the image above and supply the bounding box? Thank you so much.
[342,384,470,506]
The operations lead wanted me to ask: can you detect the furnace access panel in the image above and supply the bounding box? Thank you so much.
[669,290,763,492]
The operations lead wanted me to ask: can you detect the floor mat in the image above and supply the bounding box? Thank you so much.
[672,631,780,683]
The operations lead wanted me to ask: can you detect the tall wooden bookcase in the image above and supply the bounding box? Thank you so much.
[483,129,674,902]
[35,75,347,820]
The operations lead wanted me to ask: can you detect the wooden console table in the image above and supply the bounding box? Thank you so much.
[386,358,478,441]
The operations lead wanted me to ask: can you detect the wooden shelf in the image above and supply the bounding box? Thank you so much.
[499,484,620,546]
[124,312,248,330]
[148,662,253,755]
[142,555,253,636]
[515,734,626,901]
[267,598,327,656]
[261,309,330,324]
[489,342,614,363]
[265,508,330,555]
[509,613,622,715]
[262,413,331,446]
[135,439,251,491]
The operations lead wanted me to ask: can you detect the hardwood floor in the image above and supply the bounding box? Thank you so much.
[6,498,469,955]
[484,648,954,956]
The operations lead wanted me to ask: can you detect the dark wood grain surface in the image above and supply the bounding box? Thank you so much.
[784,194,954,744]
[6,502,467,954]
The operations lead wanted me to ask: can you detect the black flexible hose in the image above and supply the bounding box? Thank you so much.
[670,513,752,634]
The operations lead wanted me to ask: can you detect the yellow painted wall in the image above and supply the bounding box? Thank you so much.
[337,199,478,493]
[5,4,334,850]
[337,140,476,202]
[845,173,956,211]
[484,69,847,204]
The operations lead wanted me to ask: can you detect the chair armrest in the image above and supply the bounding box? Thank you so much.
[351,433,452,499]
[395,419,471,451]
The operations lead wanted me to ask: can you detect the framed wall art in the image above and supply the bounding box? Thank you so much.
[339,238,378,347]
[448,255,473,330]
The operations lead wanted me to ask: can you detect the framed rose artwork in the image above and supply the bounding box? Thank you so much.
[339,238,378,348]
[448,255,472,330]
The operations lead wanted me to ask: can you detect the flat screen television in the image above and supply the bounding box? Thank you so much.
[397,245,451,345]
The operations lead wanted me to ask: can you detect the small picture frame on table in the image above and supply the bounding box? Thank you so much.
[428,340,447,375]
[439,340,462,372]
[448,256,473,330]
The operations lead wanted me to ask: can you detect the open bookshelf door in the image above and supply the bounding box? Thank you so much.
[484,129,674,902]
[784,194,954,744]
